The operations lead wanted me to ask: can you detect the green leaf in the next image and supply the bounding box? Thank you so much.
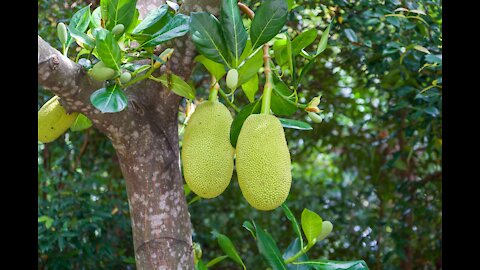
[316,22,332,55]
[286,0,295,11]
[250,0,288,50]
[221,0,248,66]
[90,84,128,113]
[70,6,91,33]
[344,28,358,43]
[132,4,172,35]
[283,238,309,270]
[413,45,430,54]
[70,114,93,131]
[125,8,140,34]
[212,231,246,270]
[91,7,102,29]
[68,26,95,49]
[100,0,109,24]
[230,99,261,147]
[157,74,196,100]
[195,260,208,270]
[141,14,190,47]
[238,47,263,85]
[205,255,229,268]
[301,208,323,245]
[195,55,227,81]
[279,118,312,130]
[281,204,304,248]
[94,28,122,70]
[242,220,256,238]
[105,0,138,31]
[241,73,259,102]
[254,221,288,270]
[190,12,230,65]
[271,75,297,116]
[292,259,369,270]
[292,29,317,56]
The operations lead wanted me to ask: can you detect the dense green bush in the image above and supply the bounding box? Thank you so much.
[38,0,441,269]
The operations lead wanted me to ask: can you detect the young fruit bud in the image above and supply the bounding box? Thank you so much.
[305,95,322,112]
[226,69,239,90]
[57,22,68,44]
[112,24,125,35]
[120,72,132,83]
[308,112,323,123]
[89,61,116,81]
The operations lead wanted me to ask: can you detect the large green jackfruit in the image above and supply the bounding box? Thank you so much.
[38,96,79,143]
[235,114,292,211]
[181,100,235,198]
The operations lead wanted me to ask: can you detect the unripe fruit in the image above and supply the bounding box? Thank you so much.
[112,24,125,35]
[89,61,116,81]
[226,69,239,90]
[120,72,132,83]
[308,112,323,123]
[38,96,79,143]
[236,114,292,211]
[57,22,68,44]
[181,100,235,198]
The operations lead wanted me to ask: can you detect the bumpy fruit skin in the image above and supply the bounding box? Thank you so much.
[89,61,116,81]
[38,96,79,143]
[226,69,239,90]
[236,114,292,210]
[181,101,235,198]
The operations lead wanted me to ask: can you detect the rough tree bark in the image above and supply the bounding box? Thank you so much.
[38,0,220,269]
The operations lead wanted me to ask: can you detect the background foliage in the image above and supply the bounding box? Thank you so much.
[38,0,442,269]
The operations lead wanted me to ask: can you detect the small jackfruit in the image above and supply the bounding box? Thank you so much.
[181,100,235,198]
[88,61,116,81]
[38,96,79,143]
[235,114,292,211]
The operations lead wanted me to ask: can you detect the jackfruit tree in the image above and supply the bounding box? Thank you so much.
[38,0,369,269]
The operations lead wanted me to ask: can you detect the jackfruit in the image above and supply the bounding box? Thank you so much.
[235,114,292,210]
[181,100,235,198]
[38,96,79,143]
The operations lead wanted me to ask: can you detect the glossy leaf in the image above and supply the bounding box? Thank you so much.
[221,0,248,66]
[291,260,369,270]
[90,84,128,113]
[283,238,309,270]
[157,74,196,100]
[254,221,288,270]
[281,204,304,248]
[68,26,95,49]
[90,7,102,29]
[271,75,297,116]
[301,208,323,245]
[94,28,122,70]
[292,29,317,56]
[279,118,313,131]
[238,47,263,85]
[195,55,227,81]
[141,14,190,47]
[250,0,288,50]
[105,0,138,31]
[212,231,246,270]
[230,99,261,147]
[316,22,332,55]
[205,255,229,268]
[70,114,93,132]
[344,28,358,43]
[70,6,91,33]
[242,220,256,238]
[132,4,172,35]
[241,74,259,102]
[190,12,230,65]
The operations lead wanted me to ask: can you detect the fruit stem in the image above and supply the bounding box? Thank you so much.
[219,88,240,112]
[284,241,315,264]
[208,77,219,101]
[260,45,273,114]
[238,2,273,115]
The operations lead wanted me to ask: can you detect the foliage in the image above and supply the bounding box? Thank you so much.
[38,0,442,269]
